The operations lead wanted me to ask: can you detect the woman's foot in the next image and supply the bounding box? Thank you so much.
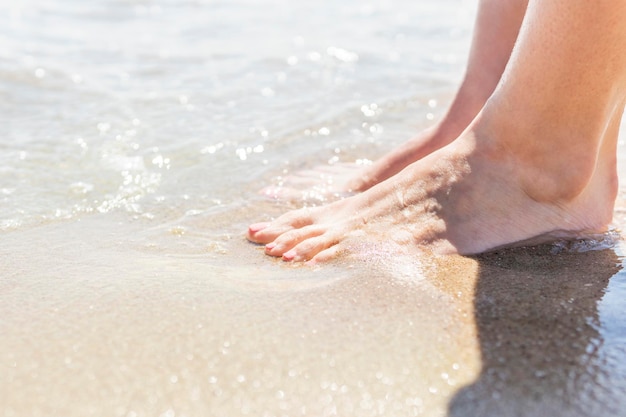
[248,0,626,263]
[247,111,619,263]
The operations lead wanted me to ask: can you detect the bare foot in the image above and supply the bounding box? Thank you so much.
[247,117,617,263]
[249,0,626,263]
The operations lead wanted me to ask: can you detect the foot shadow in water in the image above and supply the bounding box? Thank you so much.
[447,245,625,417]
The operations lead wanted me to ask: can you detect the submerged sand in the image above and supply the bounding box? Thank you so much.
[2,212,625,417]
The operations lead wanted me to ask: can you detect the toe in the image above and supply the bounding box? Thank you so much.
[248,208,316,244]
[306,244,343,264]
[280,234,337,262]
[247,221,276,243]
[248,223,293,244]
[248,222,270,234]
[264,226,325,257]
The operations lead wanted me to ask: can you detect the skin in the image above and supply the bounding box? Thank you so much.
[248,0,626,263]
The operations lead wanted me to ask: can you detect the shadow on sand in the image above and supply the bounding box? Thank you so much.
[447,245,624,417]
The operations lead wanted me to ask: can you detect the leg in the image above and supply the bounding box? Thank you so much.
[348,0,529,191]
[263,0,529,202]
[249,0,626,262]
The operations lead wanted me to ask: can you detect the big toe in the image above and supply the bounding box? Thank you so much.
[247,222,271,242]
[247,221,299,244]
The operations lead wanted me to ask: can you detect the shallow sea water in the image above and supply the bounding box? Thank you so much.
[2,1,626,416]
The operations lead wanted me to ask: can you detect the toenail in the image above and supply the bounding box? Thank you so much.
[282,250,295,261]
[250,222,270,233]
[265,242,276,251]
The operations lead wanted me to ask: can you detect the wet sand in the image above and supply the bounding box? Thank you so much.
[2,212,625,417]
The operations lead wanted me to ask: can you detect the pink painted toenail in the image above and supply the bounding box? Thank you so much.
[265,242,276,251]
[249,222,270,233]
[282,250,295,261]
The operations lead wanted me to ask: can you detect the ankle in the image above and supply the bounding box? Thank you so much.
[473,112,600,203]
